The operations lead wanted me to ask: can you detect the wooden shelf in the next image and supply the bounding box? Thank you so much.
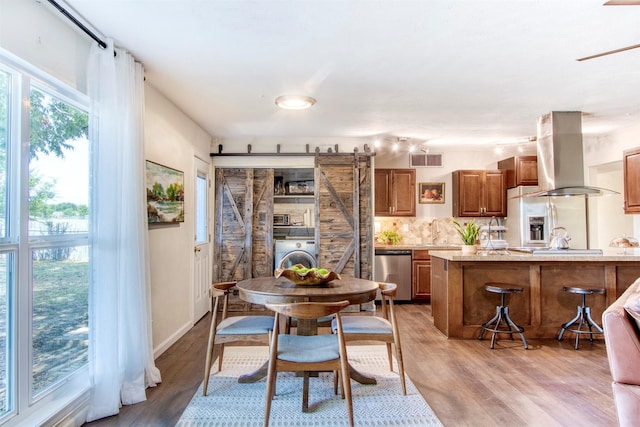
[274,195,315,204]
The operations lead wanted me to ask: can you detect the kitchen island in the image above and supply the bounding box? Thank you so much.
[429,249,640,339]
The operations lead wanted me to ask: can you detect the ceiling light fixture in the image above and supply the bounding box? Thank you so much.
[275,95,316,110]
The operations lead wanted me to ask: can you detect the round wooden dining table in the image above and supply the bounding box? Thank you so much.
[235,275,379,384]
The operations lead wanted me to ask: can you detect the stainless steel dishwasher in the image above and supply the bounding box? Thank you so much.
[374,248,412,301]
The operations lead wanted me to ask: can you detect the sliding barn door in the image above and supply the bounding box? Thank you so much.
[315,153,373,281]
[251,168,274,278]
[214,168,274,310]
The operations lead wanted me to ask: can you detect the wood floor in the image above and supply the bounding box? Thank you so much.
[82,304,618,426]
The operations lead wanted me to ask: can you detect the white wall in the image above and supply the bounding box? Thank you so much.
[0,0,90,91]
[145,85,211,356]
[585,126,640,243]
[1,0,213,358]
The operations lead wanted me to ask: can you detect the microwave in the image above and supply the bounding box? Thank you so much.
[273,214,291,226]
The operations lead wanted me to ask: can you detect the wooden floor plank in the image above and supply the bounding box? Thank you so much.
[82,303,617,426]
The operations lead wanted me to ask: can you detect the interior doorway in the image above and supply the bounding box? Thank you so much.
[194,157,211,321]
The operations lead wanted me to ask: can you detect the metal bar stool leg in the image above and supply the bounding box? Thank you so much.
[558,287,605,350]
[503,306,528,349]
[479,288,527,350]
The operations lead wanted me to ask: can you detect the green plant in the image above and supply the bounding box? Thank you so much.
[377,230,401,245]
[453,220,480,245]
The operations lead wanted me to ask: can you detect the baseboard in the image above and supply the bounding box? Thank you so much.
[153,320,193,359]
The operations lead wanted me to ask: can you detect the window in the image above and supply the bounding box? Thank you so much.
[0,53,90,424]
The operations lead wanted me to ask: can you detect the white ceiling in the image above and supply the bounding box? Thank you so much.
[63,0,640,151]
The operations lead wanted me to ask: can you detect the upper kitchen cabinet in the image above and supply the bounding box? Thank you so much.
[498,156,538,188]
[374,169,416,216]
[452,170,507,217]
[623,147,640,214]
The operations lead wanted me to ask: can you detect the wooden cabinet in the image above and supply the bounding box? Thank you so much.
[452,170,507,217]
[498,156,538,188]
[412,250,431,301]
[623,147,640,214]
[374,169,416,216]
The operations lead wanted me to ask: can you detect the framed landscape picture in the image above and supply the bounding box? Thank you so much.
[146,160,185,223]
[419,182,445,204]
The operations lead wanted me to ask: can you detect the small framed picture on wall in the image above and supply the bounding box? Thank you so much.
[419,182,445,204]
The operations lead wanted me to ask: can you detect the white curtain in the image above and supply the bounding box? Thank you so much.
[86,40,161,422]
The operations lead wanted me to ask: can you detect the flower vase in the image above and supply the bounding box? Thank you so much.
[461,245,477,255]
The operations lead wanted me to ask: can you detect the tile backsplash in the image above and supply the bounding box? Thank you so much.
[374,217,496,246]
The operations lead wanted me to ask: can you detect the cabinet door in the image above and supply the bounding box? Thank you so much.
[374,170,392,215]
[374,169,415,217]
[392,169,416,216]
[516,157,538,186]
[624,147,640,214]
[454,170,484,216]
[453,170,506,217]
[484,170,507,217]
[498,156,538,188]
[412,259,431,300]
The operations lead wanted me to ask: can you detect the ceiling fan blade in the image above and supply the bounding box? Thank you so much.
[577,43,640,61]
[604,0,640,5]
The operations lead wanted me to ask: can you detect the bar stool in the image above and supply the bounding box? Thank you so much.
[478,282,528,349]
[558,286,605,350]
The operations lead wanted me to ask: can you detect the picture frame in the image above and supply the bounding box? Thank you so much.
[146,160,185,223]
[419,182,445,204]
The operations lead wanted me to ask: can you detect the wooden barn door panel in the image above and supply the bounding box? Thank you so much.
[214,168,274,311]
[251,168,274,278]
[315,154,372,283]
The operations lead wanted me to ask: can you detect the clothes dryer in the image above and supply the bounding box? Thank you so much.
[274,239,317,270]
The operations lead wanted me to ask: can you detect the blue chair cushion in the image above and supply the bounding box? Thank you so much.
[217,315,273,335]
[276,333,340,363]
[332,316,392,335]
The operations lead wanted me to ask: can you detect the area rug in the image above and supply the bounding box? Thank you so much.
[176,345,442,426]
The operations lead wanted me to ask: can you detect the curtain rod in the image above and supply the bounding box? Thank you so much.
[46,0,107,49]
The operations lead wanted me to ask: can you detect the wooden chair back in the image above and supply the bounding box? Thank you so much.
[266,300,350,321]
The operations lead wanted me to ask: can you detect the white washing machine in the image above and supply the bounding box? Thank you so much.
[274,239,317,270]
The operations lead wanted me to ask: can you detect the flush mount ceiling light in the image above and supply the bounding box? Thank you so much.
[275,95,316,110]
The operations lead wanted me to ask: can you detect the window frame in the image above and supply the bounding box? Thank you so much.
[0,48,91,426]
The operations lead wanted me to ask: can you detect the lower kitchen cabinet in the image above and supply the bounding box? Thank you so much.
[412,250,431,301]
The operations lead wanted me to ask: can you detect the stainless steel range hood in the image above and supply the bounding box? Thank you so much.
[527,111,617,197]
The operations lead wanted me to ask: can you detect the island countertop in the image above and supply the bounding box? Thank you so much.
[429,249,640,340]
[429,248,640,262]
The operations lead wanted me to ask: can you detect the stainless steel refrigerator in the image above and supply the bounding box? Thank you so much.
[503,186,589,249]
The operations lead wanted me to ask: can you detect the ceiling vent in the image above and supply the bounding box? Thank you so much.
[410,153,443,167]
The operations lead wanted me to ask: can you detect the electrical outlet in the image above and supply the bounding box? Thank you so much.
[402,224,409,232]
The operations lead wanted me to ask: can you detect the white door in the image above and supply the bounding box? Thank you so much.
[194,157,211,321]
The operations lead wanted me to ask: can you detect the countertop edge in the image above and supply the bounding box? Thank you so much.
[428,249,640,262]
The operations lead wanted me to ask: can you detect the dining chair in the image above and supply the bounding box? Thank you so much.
[333,282,406,395]
[202,281,274,396]
[263,300,353,427]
